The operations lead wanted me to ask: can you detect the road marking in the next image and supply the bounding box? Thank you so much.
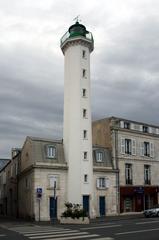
[29,231,89,239]
[10,227,65,232]
[136,220,159,225]
[80,224,122,230]
[0,235,6,237]
[116,227,159,235]
[20,228,71,234]
[24,230,79,236]
[44,234,99,240]
[92,238,114,240]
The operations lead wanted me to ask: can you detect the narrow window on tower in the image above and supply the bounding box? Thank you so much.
[83,109,87,118]
[83,151,88,160]
[83,130,87,139]
[84,174,88,183]
[82,50,86,59]
[82,69,86,78]
[82,88,87,97]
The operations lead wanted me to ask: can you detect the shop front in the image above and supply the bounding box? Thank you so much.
[120,186,158,213]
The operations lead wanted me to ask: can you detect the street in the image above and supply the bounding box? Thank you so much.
[0,216,159,240]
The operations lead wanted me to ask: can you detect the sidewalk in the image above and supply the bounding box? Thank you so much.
[90,212,143,223]
[0,212,144,225]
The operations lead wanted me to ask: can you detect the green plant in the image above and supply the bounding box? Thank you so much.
[61,202,87,220]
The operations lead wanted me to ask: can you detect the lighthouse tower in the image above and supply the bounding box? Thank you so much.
[60,21,94,216]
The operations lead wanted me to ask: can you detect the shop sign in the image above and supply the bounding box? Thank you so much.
[134,187,144,194]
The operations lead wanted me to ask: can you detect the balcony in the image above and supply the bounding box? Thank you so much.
[60,30,94,47]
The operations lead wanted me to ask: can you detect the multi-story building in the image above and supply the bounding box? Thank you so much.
[92,116,159,213]
[0,151,20,216]
[16,136,116,220]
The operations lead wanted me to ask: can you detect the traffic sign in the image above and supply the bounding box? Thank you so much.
[37,188,42,194]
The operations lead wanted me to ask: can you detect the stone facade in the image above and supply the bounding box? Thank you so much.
[0,136,117,220]
[92,116,159,213]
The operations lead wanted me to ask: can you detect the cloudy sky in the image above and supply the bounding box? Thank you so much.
[0,0,159,158]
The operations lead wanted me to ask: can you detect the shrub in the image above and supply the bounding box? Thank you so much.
[61,202,87,220]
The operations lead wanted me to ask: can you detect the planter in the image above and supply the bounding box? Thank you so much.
[60,217,90,224]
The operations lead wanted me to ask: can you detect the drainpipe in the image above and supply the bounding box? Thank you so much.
[113,129,120,215]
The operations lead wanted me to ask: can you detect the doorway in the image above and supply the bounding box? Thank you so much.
[83,195,89,216]
[50,197,57,219]
[99,196,106,216]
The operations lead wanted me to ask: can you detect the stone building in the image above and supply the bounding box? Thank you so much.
[92,116,159,213]
[16,136,116,221]
[0,152,19,216]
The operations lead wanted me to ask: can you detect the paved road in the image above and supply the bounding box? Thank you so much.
[0,216,159,239]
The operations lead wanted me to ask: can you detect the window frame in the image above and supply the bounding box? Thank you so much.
[83,130,88,139]
[82,69,86,78]
[47,145,56,159]
[82,88,87,97]
[96,151,104,162]
[83,151,88,160]
[82,50,86,59]
[97,177,106,189]
[125,163,133,185]
[144,165,151,185]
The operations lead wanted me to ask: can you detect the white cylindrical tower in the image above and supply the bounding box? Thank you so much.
[60,21,94,217]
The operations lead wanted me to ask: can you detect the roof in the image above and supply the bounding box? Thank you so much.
[93,116,159,129]
[27,136,62,143]
[0,159,11,171]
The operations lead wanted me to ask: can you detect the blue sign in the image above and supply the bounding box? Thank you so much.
[37,188,42,194]
[134,187,144,194]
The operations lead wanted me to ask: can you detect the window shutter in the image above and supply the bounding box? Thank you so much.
[150,142,154,158]
[132,139,136,155]
[149,127,152,133]
[131,123,134,130]
[140,142,144,156]
[105,178,110,188]
[121,138,125,154]
[120,121,124,128]
[96,178,100,188]
[139,125,143,131]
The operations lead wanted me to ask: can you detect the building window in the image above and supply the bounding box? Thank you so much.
[82,50,86,59]
[82,69,86,78]
[144,165,151,185]
[47,146,56,158]
[143,126,148,133]
[49,175,57,188]
[84,174,88,183]
[125,164,133,185]
[83,109,87,118]
[121,138,136,155]
[83,151,88,160]
[125,139,131,154]
[140,142,154,157]
[83,130,87,139]
[82,88,87,97]
[96,152,103,162]
[97,177,106,189]
[124,122,130,129]
[144,142,150,156]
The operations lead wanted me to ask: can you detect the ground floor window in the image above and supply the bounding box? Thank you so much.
[124,197,133,212]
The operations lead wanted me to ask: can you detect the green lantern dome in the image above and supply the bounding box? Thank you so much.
[68,21,88,38]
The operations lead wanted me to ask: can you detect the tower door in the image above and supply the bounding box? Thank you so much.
[83,195,89,216]
[50,197,57,219]
[99,196,106,216]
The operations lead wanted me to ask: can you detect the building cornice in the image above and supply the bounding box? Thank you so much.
[93,167,119,173]
[61,37,93,54]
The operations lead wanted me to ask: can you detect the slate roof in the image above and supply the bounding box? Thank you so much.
[0,159,10,171]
